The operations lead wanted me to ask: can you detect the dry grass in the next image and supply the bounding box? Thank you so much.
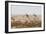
[11,15,41,28]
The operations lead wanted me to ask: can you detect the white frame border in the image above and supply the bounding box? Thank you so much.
[8,2,44,32]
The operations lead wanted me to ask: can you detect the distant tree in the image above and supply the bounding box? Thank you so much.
[26,14,29,17]
[33,14,37,17]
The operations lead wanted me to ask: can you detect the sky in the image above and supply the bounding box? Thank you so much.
[11,5,42,16]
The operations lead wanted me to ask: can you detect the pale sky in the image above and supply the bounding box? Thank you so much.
[11,5,42,16]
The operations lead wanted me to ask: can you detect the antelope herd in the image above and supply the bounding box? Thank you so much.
[11,15,41,28]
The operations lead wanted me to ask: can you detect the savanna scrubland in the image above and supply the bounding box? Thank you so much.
[11,15,41,28]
